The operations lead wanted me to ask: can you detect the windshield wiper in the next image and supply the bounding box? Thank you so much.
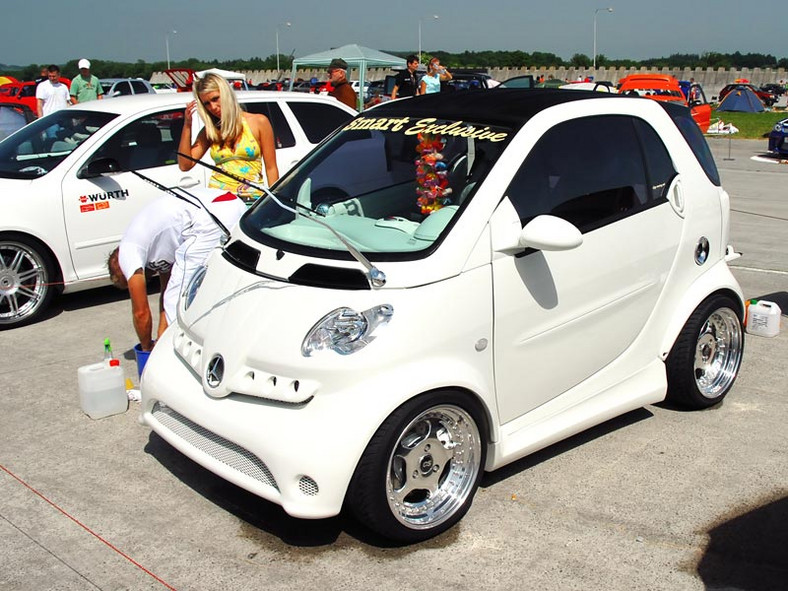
[177,152,387,288]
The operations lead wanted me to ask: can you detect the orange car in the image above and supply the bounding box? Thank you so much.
[618,74,711,133]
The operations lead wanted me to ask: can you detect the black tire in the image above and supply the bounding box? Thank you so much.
[666,294,744,409]
[0,236,57,329]
[348,391,487,543]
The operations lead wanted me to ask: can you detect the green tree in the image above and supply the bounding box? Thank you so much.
[570,53,591,68]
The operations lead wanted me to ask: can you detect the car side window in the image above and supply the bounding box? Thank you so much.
[288,102,354,144]
[505,115,658,233]
[632,119,677,201]
[91,109,183,171]
[244,102,296,149]
[115,82,133,96]
[130,80,149,94]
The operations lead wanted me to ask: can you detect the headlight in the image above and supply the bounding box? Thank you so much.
[182,265,208,311]
[302,304,394,357]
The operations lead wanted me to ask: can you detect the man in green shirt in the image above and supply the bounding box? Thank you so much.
[70,59,103,104]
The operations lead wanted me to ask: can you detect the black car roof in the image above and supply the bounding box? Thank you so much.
[369,88,622,128]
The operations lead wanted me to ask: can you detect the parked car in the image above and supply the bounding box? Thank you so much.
[759,83,786,97]
[618,74,712,132]
[350,80,371,102]
[0,91,356,327]
[718,83,776,107]
[497,75,536,89]
[100,78,156,98]
[0,79,70,114]
[767,117,788,156]
[442,71,494,91]
[139,89,745,543]
[151,82,177,94]
[0,103,35,140]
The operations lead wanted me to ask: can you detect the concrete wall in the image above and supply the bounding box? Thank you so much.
[152,66,788,100]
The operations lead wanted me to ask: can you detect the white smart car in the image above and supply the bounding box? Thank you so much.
[140,90,745,542]
[0,92,356,327]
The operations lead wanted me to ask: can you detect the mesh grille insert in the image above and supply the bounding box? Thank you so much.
[298,476,319,496]
[152,402,278,491]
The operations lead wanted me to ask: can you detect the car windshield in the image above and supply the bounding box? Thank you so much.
[241,115,512,259]
[0,109,117,179]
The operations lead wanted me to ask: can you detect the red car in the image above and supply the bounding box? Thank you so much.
[0,78,71,115]
[618,74,712,133]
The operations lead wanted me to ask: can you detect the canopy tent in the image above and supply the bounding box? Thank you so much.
[290,44,406,110]
[717,85,765,113]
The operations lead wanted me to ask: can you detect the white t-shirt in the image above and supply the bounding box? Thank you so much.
[35,80,71,116]
[118,190,246,323]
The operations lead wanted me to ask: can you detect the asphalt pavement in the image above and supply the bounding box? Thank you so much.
[0,138,786,590]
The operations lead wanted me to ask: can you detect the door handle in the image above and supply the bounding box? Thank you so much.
[668,179,685,217]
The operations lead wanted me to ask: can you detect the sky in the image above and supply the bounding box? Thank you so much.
[2,0,785,68]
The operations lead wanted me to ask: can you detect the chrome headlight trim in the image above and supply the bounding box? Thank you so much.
[301,304,394,357]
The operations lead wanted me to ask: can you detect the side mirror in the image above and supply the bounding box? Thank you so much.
[78,157,121,179]
[519,215,583,251]
[493,212,583,255]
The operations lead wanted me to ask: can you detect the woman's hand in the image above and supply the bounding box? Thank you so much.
[184,100,197,127]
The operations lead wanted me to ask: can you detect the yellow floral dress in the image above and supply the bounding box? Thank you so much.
[208,119,264,202]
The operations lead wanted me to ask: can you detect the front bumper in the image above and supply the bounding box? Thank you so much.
[141,327,367,519]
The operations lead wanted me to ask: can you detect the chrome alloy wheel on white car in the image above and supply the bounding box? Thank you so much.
[0,238,55,328]
[349,392,486,543]
[694,306,743,399]
[386,405,482,529]
[667,294,744,409]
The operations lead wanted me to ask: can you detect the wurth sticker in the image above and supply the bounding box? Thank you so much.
[78,189,128,212]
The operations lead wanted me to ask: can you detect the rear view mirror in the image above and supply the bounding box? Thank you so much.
[78,157,121,179]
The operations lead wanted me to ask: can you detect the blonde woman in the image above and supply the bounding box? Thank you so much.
[178,73,278,203]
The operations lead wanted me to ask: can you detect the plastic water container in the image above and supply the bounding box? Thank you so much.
[77,359,128,419]
[746,300,782,338]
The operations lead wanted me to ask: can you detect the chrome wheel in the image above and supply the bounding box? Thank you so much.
[694,307,743,399]
[667,294,744,409]
[386,404,482,530]
[0,239,53,327]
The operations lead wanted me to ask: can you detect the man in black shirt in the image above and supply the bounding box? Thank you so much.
[391,54,420,99]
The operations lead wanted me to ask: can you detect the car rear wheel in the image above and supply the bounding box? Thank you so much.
[0,237,56,329]
[666,294,744,409]
[348,391,486,543]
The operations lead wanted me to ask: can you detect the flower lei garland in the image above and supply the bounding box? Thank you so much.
[415,133,453,215]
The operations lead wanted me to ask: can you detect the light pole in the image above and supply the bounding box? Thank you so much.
[593,7,613,70]
[276,22,291,76]
[165,30,177,70]
[418,14,439,64]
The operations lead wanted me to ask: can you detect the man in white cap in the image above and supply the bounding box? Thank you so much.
[70,59,103,104]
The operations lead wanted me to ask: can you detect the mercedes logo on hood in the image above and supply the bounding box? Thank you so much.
[205,354,225,388]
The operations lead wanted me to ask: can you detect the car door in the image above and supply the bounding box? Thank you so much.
[60,108,200,280]
[492,114,684,424]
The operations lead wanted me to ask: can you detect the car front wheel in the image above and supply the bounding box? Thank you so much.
[666,294,744,409]
[0,237,56,329]
[348,391,486,543]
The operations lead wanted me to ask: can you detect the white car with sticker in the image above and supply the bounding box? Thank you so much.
[139,90,746,542]
[0,91,355,327]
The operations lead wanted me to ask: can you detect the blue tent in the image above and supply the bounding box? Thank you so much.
[717,85,765,112]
